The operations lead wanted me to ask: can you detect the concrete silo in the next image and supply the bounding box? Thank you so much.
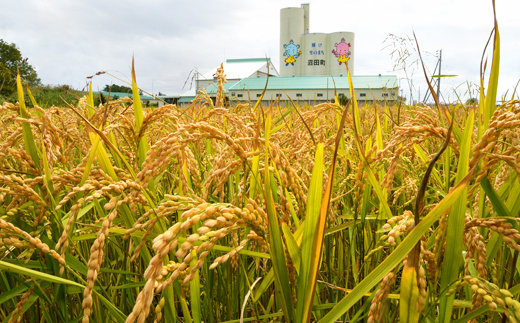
[280,6,305,76]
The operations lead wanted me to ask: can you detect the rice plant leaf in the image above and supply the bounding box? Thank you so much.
[441,107,462,145]
[25,81,43,117]
[364,166,392,219]
[451,305,492,323]
[282,223,301,274]
[80,134,102,186]
[81,84,120,181]
[190,250,202,323]
[253,270,274,303]
[481,177,512,218]
[438,109,474,323]
[263,107,295,322]
[17,72,40,171]
[413,144,444,187]
[319,165,476,323]
[269,122,286,135]
[254,224,305,303]
[131,57,150,168]
[0,284,29,306]
[179,288,193,323]
[345,67,392,219]
[300,102,350,322]
[296,143,323,322]
[484,7,500,129]
[1,292,39,323]
[0,260,83,287]
[400,262,420,323]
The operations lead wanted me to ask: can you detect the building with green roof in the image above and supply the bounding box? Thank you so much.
[178,3,398,106]
[227,75,398,105]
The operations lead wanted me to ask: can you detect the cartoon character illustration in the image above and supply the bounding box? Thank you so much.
[332,38,351,65]
[283,40,301,66]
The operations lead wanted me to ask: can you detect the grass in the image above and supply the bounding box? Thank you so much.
[1,7,520,323]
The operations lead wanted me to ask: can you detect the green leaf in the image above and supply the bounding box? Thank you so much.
[296,143,323,322]
[190,250,202,323]
[438,109,474,323]
[319,166,475,323]
[17,72,40,171]
[264,108,295,322]
[132,57,150,168]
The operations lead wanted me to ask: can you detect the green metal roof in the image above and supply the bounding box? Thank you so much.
[226,58,271,63]
[203,82,236,95]
[228,75,398,91]
[94,91,154,100]
[178,96,196,103]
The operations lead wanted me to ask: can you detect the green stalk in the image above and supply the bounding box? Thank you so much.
[438,109,474,323]
[263,108,295,322]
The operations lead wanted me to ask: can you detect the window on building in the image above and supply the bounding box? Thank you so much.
[256,94,262,98]
[237,94,243,98]
[339,93,345,97]
[382,93,389,97]
[231,92,236,96]
[360,93,366,97]
[276,94,282,98]
[296,93,303,97]
[317,93,323,97]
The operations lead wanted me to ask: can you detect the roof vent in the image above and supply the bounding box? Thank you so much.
[292,74,295,77]
[340,74,343,77]
[379,74,381,77]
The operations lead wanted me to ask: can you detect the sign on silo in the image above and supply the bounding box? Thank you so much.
[302,33,328,76]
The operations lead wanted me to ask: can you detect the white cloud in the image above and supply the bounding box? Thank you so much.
[1,0,518,100]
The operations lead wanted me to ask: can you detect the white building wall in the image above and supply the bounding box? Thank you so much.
[229,88,395,105]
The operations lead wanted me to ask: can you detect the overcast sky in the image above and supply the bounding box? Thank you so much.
[2,0,519,102]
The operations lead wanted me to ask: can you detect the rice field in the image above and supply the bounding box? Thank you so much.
[1,13,520,323]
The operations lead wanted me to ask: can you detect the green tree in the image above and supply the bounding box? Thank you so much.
[102,84,132,93]
[0,39,41,96]
[465,97,478,105]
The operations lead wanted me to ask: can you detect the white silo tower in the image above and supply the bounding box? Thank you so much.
[280,5,306,76]
[279,4,355,77]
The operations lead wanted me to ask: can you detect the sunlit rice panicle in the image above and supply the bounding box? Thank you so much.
[367,271,396,323]
[82,198,127,323]
[0,218,65,265]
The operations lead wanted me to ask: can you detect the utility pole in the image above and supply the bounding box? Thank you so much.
[436,50,442,101]
[422,49,442,104]
[410,79,413,105]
